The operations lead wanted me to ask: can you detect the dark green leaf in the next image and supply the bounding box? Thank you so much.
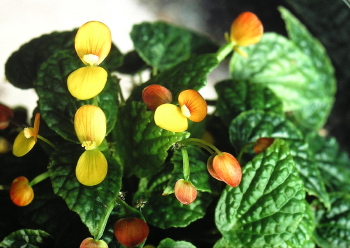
[158,238,196,248]
[112,101,189,178]
[48,144,122,237]
[215,139,306,247]
[36,49,119,143]
[0,229,53,248]
[215,79,283,126]
[314,193,350,248]
[131,21,218,71]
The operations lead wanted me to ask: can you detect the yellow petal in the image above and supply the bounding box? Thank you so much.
[12,129,36,157]
[75,21,112,65]
[76,149,108,186]
[67,66,107,100]
[154,104,188,132]
[74,105,106,148]
[230,12,263,47]
[178,90,207,122]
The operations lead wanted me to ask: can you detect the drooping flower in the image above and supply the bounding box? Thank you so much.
[74,105,107,186]
[13,113,40,157]
[154,89,207,132]
[0,104,14,129]
[142,84,172,111]
[68,21,112,100]
[80,237,108,248]
[174,179,197,205]
[207,152,242,187]
[10,176,34,206]
[254,137,274,154]
[114,217,149,248]
[229,12,263,57]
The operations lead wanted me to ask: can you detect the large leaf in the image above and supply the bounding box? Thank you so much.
[130,21,218,71]
[36,49,119,143]
[215,139,306,247]
[158,238,196,248]
[215,79,283,126]
[48,144,122,238]
[0,229,53,248]
[112,101,189,178]
[230,31,335,130]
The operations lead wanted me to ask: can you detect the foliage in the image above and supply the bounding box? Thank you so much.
[1,6,348,248]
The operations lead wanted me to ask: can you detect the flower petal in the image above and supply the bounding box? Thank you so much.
[230,12,263,47]
[67,66,108,100]
[76,149,108,186]
[142,84,172,111]
[0,104,13,129]
[75,21,112,65]
[254,137,274,154]
[178,89,207,122]
[10,176,34,206]
[154,104,188,132]
[213,152,242,187]
[207,155,223,181]
[174,179,197,205]
[74,105,106,148]
[12,129,36,157]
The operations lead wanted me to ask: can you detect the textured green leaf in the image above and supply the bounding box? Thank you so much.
[215,79,283,126]
[130,21,218,71]
[230,32,334,129]
[314,193,350,248]
[128,53,219,102]
[215,139,306,247]
[112,101,189,178]
[158,238,196,248]
[307,132,350,193]
[48,144,122,237]
[0,229,53,248]
[36,49,119,143]
[229,110,303,152]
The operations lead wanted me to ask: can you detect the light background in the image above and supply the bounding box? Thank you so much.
[0,0,226,119]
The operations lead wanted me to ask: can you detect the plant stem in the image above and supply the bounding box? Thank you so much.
[179,138,221,155]
[216,42,234,62]
[0,185,10,190]
[237,142,255,164]
[29,171,50,187]
[37,135,56,149]
[181,147,190,181]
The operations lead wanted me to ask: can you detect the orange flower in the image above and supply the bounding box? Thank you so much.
[114,218,149,248]
[174,179,197,205]
[79,237,108,248]
[0,104,13,129]
[207,152,242,187]
[142,84,172,111]
[254,137,274,154]
[10,176,34,206]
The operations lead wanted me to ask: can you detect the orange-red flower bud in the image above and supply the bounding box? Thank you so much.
[254,137,274,154]
[207,152,242,187]
[10,176,34,206]
[80,237,108,248]
[0,104,13,130]
[174,179,197,205]
[142,84,172,111]
[114,217,149,248]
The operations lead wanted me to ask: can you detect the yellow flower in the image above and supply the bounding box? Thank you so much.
[154,89,207,132]
[13,113,40,157]
[74,105,107,186]
[229,12,263,57]
[68,21,112,100]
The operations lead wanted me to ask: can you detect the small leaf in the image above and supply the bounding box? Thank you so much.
[0,229,53,248]
[158,238,196,248]
[215,79,283,125]
[215,139,306,247]
[48,144,122,237]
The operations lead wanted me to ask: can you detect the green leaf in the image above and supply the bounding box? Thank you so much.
[5,30,76,89]
[36,49,119,143]
[112,101,189,178]
[158,238,196,248]
[230,32,335,130]
[128,53,219,102]
[48,144,122,238]
[314,193,350,248]
[0,229,53,248]
[229,110,303,152]
[306,132,350,193]
[130,21,218,71]
[215,79,283,126]
[215,139,306,247]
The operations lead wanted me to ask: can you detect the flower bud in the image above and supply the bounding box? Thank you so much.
[80,238,108,248]
[114,217,149,247]
[254,137,274,154]
[207,152,242,187]
[174,179,197,205]
[10,176,34,206]
[0,104,13,129]
[142,84,173,111]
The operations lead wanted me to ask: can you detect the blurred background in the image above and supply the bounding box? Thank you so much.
[1,0,350,152]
